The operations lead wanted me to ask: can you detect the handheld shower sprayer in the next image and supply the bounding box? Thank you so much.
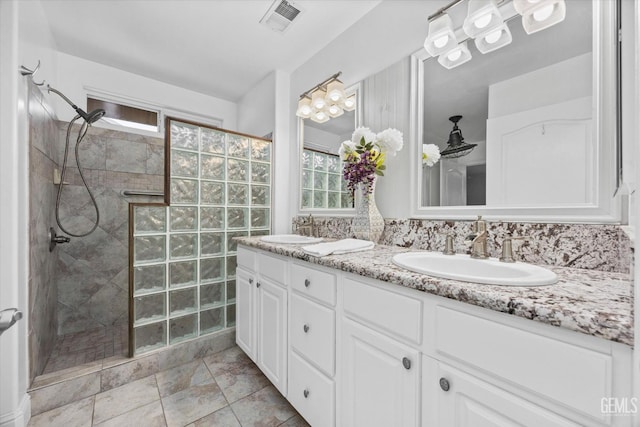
[47,85,106,239]
[47,85,105,124]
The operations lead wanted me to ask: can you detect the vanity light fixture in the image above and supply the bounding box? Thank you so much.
[424,13,459,57]
[474,23,512,53]
[462,0,504,39]
[296,72,353,123]
[440,115,477,158]
[438,41,473,69]
[296,96,312,118]
[424,0,567,69]
[513,0,566,34]
[342,94,357,111]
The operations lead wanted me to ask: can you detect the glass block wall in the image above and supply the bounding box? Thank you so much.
[131,121,272,355]
[301,149,352,209]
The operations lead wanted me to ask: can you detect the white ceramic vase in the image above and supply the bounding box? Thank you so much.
[352,179,384,243]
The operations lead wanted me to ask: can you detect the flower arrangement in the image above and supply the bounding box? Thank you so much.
[339,127,403,195]
[339,127,442,196]
[422,143,441,167]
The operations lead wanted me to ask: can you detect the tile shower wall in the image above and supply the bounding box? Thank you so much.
[131,122,272,355]
[292,216,633,274]
[54,123,164,334]
[28,83,60,381]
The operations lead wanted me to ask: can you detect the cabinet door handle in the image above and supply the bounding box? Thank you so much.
[439,377,450,392]
[303,324,310,333]
[256,282,261,288]
[304,279,311,288]
[249,278,254,284]
[303,389,310,398]
[402,357,411,370]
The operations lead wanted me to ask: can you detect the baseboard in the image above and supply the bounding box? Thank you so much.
[0,394,31,427]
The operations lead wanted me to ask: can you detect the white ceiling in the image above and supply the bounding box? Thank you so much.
[40,0,381,101]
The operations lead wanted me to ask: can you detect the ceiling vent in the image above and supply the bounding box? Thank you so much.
[260,0,302,33]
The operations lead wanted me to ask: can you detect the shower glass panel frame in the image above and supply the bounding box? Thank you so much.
[129,118,272,356]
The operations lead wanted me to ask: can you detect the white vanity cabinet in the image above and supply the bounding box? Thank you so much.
[236,245,634,427]
[236,248,288,394]
[288,262,338,427]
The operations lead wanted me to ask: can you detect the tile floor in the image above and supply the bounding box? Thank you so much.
[29,346,310,427]
[43,326,128,375]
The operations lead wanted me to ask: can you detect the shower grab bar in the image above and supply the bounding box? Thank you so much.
[121,190,164,197]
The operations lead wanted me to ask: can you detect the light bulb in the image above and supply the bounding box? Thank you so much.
[484,28,502,44]
[329,105,340,115]
[533,4,554,21]
[315,111,327,121]
[344,99,354,108]
[434,35,449,49]
[447,49,462,61]
[474,14,492,29]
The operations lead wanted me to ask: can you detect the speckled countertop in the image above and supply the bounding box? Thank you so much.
[236,237,633,347]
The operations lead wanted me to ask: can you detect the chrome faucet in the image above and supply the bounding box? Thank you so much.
[298,214,316,237]
[465,215,488,259]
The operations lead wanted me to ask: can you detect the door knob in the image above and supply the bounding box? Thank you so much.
[303,324,310,333]
[249,278,254,284]
[303,389,310,398]
[256,282,261,288]
[439,377,450,392]
[402,357,411,370]
[304,279,311,288]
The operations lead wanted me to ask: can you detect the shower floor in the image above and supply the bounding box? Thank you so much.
[43,325,129,375]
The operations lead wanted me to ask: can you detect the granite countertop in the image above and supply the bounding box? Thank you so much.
[236,237,633,347]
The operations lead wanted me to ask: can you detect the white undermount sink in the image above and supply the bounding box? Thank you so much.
[392,252,558,286]
[260,234,323,244]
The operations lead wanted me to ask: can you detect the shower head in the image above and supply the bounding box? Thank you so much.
[47,85,105,124]
[85,109,106,124]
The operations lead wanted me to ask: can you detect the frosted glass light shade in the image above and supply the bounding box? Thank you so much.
[437,42,472,69]
[296,97,312,118]
[474,24,512,54]
[311,88,327,110]
[424,13,458,57]
[514,0,566,34]
[327,104,344,118]
[462,0,504,39]
[310,109,330,123]
[342,94,356,111]
[326,80,345,103]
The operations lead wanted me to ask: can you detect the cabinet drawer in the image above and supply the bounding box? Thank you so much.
[288,351,335,427]
[291,294,335,376]
[435,306,612,423]
[257,252,287,285]
[291,262,336,306]
[343,277,422,345]
[237,246,256,271]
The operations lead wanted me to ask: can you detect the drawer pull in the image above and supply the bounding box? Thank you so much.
[303,324,310,333]
[249,278,254,284]
[439,377,450,392]
[303,389,310,398]
[256,282,261,288]
[402,357,411,370]
[304,279,311,288]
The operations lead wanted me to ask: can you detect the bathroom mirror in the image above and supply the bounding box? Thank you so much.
[299,85,361,212]
[412,0,620,222]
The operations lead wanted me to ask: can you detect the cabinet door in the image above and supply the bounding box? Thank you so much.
[257,277,287,395]
[236,267,256,361]
[342,319,420,427]
[430,360,581,427]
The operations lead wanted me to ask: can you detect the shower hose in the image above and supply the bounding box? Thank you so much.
[55,115,101,237]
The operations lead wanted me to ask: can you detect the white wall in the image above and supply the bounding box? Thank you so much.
[237,72,276,138]
[53,52,238,129]
[488,53,592,118]
[1,1,33,426]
